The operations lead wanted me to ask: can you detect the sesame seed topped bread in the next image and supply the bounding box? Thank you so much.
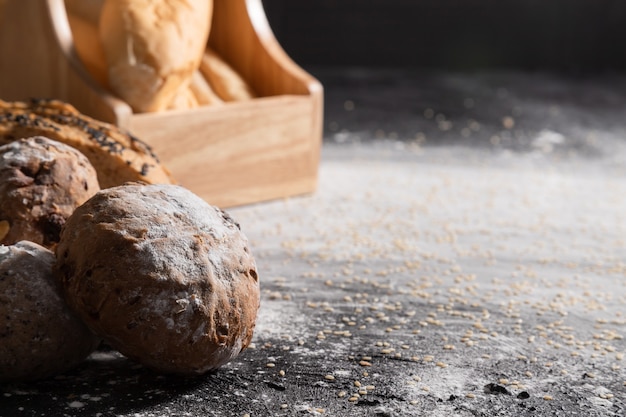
[0,99,173,188]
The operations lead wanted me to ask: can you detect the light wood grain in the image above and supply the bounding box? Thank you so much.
[130,95,319,207]
[65,12,108,87]
[0,0,323,207]
[0,0,131,125]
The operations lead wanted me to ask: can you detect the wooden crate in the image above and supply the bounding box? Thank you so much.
[0,0,323,208]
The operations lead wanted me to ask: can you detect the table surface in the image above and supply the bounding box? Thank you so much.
[2,69,626,417]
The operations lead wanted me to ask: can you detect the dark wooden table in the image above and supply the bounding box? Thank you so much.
[2,69,626,416]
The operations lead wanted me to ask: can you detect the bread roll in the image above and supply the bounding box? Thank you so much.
[0,241,100,382]
[55,183,260,375]
[0,99,174,188]
[99,0,213,112]
[0,136,100,249]
[200,48,256,102]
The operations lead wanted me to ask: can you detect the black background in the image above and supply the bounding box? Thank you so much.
[262,0,626,73]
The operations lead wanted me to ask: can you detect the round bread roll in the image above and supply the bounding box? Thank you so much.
[55,183,260,375]
[0,136,100,249]
[99,0,213,112]
[0,99,174,188]
[0,241,100,382]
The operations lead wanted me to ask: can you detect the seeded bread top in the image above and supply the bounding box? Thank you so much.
[0,99,173,188]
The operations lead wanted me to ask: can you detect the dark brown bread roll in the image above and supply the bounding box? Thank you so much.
[55,183,260,375]
[0,241,100,382]
[0,136,100,249]
[0,99,173,188]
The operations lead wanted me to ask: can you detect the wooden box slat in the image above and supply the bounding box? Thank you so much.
[0,0,323,207]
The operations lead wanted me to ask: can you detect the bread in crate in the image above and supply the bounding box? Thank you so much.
[0,0,323,208]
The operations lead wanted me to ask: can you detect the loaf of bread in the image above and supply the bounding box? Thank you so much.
[0,99,173,188]
[189,70,224,106]
[200,48,256,102]
[55,183,260,375]
[167,85,199,111]
[99,0,213,112]
[0,241,100,382]
[0,136,100,249]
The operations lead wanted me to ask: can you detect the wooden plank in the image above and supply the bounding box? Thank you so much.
[0,0,130,125]
[129,95,318,207]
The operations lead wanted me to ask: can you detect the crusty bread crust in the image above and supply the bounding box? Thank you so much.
[0,241,100,382]
[99,0,212,112]
[0,136,100,248]
[55,183,260,375]
[0,99,173,188]
[200,48,256,102]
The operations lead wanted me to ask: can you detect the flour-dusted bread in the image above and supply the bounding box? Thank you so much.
[0,241,100,382]
[0,99,173,188]
[0,136,100,248]
[99,0,213,112]
[55,183,260,375]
